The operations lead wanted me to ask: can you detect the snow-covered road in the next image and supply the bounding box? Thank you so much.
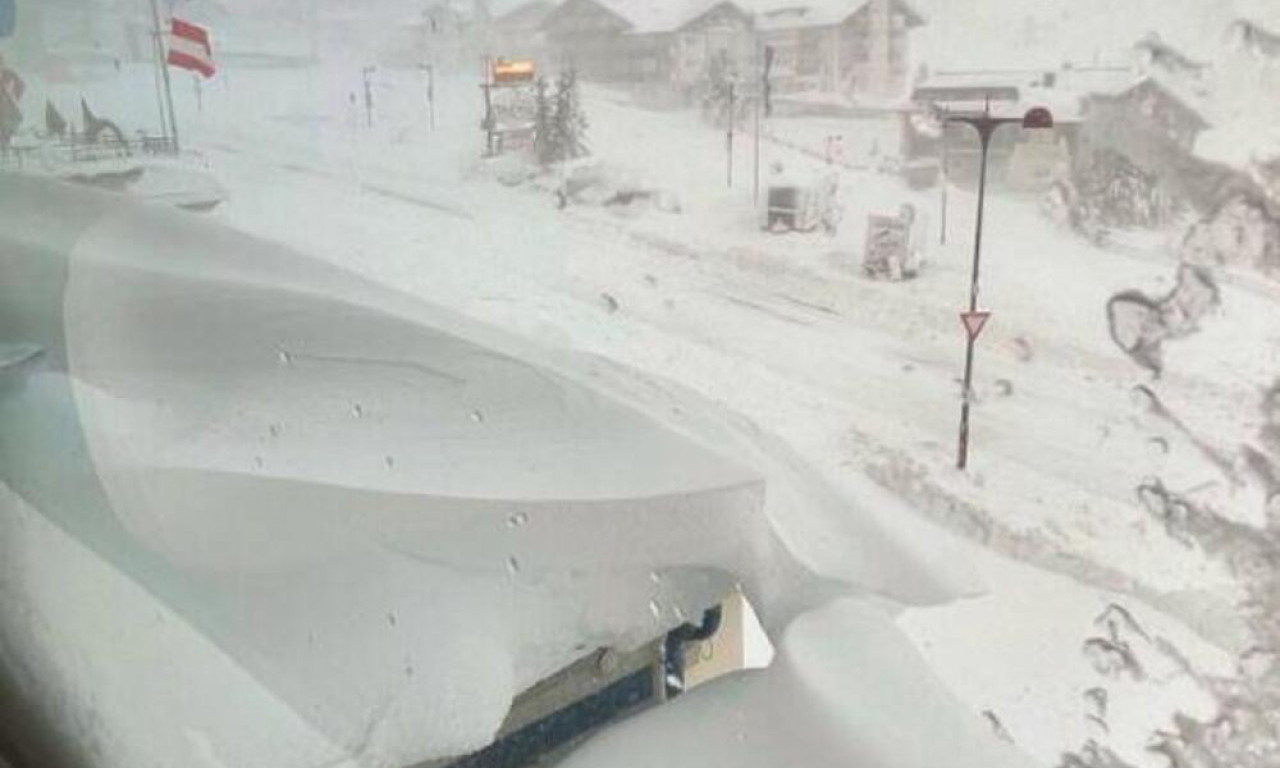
[184,63,1272,616]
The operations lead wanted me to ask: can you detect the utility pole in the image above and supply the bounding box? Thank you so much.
[481,55,496,157]
[939,106,948,245]
[726,81,735,188]
[426,64,436,130]
[758,45,775,203]
[148,0,179,152]
[951,99,1053,470]
[362,66,376,128]
[753,37,761,204]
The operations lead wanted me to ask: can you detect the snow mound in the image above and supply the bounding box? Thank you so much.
[559,597,1038,768]
[0,175,984,768]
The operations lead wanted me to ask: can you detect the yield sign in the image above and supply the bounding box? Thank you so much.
[961,311,991,341]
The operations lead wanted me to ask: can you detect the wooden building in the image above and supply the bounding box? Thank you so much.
[670,2,756,90]
[491,1,558,64]
[756,0,924,101]
[1082,76,1209,158]
[539,0,690,82]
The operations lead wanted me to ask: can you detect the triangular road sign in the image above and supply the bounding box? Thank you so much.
[961,311,991,341]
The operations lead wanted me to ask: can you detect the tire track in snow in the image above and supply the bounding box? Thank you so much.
[359,182,474,222]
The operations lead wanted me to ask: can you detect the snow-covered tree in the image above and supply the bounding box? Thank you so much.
[532,76,553,167]
[1180,195,1280,277]
[1066,149,1178,231]
[696,51,746,130]
[531,69,588,167]
[533,69,588,167]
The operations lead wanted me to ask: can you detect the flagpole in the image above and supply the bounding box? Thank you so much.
[150,50,169,141]
[147,2,169,141]
[149,0,180,153]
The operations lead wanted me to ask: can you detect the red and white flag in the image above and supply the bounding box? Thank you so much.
[166,18,215,79]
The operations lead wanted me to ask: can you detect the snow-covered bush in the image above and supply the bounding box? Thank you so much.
[1179,195,1280,277]
[549,160,680,214]
[1066,149,1178,231]
[1058,740,1137,768]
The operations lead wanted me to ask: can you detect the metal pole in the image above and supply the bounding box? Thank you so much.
[753,43,761,204]
[148,0,179,152]
[149,29,169,140]
[727,82,735,188]
[482,56,495,157]
[363,66,375,128]
[747,30,757,203]
[956,126,992,470]
[753,93,760,200]
[939,113,948,245]
[428,65,436,130]
[482,84,494,157]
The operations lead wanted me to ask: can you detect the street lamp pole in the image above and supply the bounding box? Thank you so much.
[949,100,1053,470]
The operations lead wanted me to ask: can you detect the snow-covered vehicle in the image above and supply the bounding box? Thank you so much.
[760,169,839,233]
[863,204,928,281]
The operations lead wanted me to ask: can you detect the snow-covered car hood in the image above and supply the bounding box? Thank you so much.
[0,175,983,768]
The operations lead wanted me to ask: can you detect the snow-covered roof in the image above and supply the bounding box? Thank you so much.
[909,69,1047,113]
[909,66,1142,124]
[551,0,922,36]
[1133,32,1209,77]
[1227,18,1280,59]
[587,0,734,34]
[494,0,557,30]
[754,0,924,31]
[1196,123,1280,171]
[1194,20,1280,173]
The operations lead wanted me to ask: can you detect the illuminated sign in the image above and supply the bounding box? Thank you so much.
[493,59,535,84]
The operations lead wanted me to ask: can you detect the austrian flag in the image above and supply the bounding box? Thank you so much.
[167,19,215,78]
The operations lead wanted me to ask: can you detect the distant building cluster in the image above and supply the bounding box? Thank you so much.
[529,0,923,102]
[903,16,1280,211]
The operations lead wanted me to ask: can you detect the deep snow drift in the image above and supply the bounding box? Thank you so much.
[0,174,984,768]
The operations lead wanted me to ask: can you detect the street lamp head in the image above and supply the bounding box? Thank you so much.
[1022,106,1054,130]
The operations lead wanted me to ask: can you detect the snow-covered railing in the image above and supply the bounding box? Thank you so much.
[0,134,177,169]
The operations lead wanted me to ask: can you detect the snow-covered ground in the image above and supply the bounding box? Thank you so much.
[5,37,1280,768]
